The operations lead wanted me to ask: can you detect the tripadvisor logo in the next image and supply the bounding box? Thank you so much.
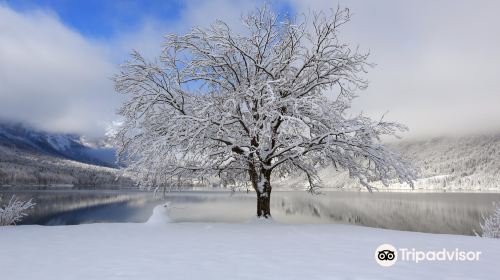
[375,244,482,267]
[375,244,397,267]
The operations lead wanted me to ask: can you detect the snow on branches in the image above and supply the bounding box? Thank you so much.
[114,6,415,216]
[479,202,500,238]
[0,196,35,226]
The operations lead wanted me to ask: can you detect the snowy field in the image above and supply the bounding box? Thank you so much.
[1,206,499,280]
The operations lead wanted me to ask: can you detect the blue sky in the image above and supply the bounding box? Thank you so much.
[1,0,499,138]
[4,0,294,38]
[4,0,184,37]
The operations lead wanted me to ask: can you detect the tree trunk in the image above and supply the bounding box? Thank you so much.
[256,188,271,218]
[249,165,272,218]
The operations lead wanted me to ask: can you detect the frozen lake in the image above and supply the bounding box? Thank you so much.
[1,189,499,235]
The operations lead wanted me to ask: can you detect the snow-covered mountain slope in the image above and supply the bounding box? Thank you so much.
[0,122,116,168]
[392,134,500,190]
[274,133,500,191]
[0,122,134,187]
[0,143,133,187]
[2,121,499,190]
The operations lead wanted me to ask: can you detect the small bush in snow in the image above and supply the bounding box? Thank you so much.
[0,196,35,226]
[479,202,500,238]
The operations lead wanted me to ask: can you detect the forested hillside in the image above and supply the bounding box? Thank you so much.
[275,133,500,191]
[0,144,132,187]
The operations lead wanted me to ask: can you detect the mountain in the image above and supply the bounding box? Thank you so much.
[390,134,500,191]
[2,121,499,190]
[0,122,134,187]
[0,145,133,187]
[274,133,500,191]
[0,122,117,168]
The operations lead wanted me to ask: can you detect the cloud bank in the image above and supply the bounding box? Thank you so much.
[0,5,120,136]
[1,1,499,139]
[0,1,264,137]
[292,0,500,138]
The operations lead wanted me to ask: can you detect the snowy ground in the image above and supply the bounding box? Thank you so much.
[1,206,499,280]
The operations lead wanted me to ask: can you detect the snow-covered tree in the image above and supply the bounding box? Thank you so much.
[114,6,415,218]
[0,196,35,226]
[479,202,500,238]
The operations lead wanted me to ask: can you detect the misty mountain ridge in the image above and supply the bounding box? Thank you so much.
[275,133,500,191]
[0,122,117,168]
[1,121,499,190]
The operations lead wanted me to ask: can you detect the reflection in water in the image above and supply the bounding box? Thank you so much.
[167,192,500,236]
[0,190,159,225]
[1,190,499,235]
[270,192,500,235]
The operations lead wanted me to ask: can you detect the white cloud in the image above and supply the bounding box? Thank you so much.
[1,1,499,139]
[290,0,500,138]
[0,1,266,137]
[0,5,123,137]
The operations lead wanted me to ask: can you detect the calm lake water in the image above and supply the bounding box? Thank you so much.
[1,189,500,236]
